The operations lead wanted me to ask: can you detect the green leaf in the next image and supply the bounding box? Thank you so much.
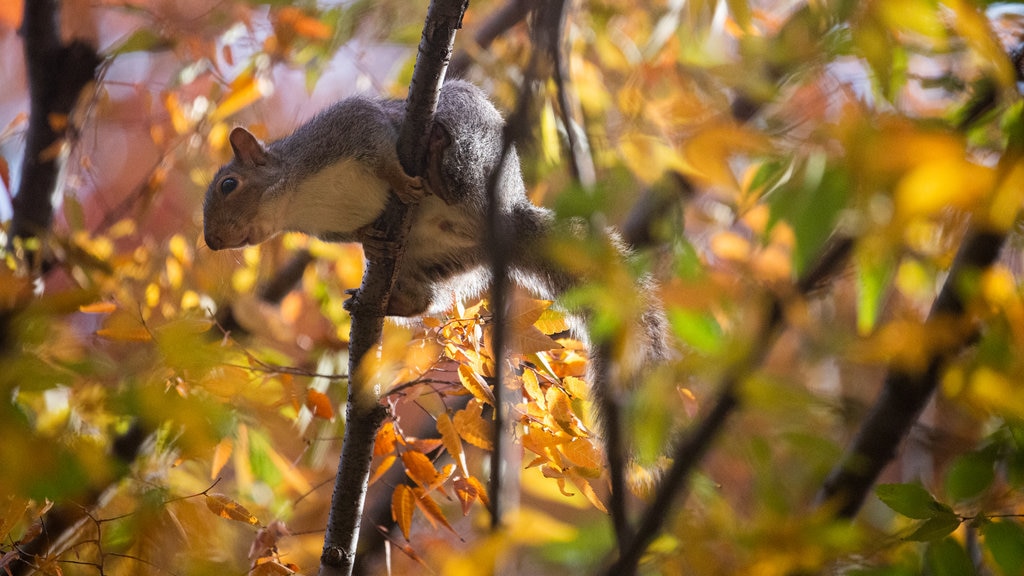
[667,309,723,355]
[875,483,944,520]
[945,451,996,502]
[109,29,175,56]
[983,520,1024,576]
[924,537,976,576]
[768,157,849,275]
[906,512,961,542]
[855,249,894,335]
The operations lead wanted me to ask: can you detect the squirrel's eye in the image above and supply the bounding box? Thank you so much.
[219,177,239,195]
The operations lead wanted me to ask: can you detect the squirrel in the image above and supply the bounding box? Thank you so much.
[203,80,669,368]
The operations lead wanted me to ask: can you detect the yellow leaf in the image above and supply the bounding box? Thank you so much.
[210,438,232,480]
[896,159,994,219]
[437,413,467,475]
[453,401,493,450]
[304,389,334,420]
[562,376,589,400]
[565,469,608,513]
[619,132,686,185]
[412,487,457,535]
[546,387,578,436]
[79,301,116,314]
[682,123,770,190]
[458,364,495,405]
[535,308,570,335]
[522,369,545,405]
[205,493,260,526]
[401,450,439,490]
[210,74,265,123]
[95,312,151,342]
[369,454,397,486]
[391,485,415,540]
[560,438,603,470]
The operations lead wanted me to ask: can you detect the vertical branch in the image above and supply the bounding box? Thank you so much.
[10,0,100,264]
[318,2,467,575]
[816,230,1005,517]
[606,237,854,576]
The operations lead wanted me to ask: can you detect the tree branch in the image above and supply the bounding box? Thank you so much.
[448,0,538,77]
[816,229,1005,517]
[606,236,854,576]
[10,0,100,266]
[317,2,467,574]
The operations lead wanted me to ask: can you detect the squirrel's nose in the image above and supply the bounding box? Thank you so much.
[204,231,222,250]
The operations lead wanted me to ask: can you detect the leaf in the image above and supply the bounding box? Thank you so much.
[437,413,467,475]
[369,454,397,486]
[983,520,1024,576]
[522,369,545,404]
[560,439,604,470]
[401,450,440,490]
[412,487,457,536]
[210,73,265,123]
[210,438,232,480]
[924,537,976,576]
[453,401,493,450]
[304,389,334,420]
[205,493,260,526]
[906,512,961,542]
[546,387,578,436]
[79,301,117,314]
[111,29,175,56]
[374,422,398,457]
[875,483,946,520]
[453,477,478,516]
[458,365,495,406]
[945,450,996,502]
[391,485,415,540]
[565,468,608,513]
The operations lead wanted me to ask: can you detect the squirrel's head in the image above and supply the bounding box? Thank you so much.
[203,127,285,250]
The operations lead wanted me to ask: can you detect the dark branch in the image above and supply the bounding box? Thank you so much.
[816,229,1005,517]
[318,2,467,575]
[607,236,854,576]
[448,0,538,77]
[10,0,100,265]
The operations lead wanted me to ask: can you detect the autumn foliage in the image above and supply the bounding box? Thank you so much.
[5,0,1024,575]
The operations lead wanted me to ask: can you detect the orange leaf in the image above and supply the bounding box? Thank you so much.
[210,438,233,480]
[453,477,478,516]
[205,493,260,526]
[436,413,467,475]
[453,401,493,450]
[401,451,439,490]
[466,475,490,510]
[210,74,264,123]
[369,454,397,486]
[374,422,398,457]
[79,301,116,314]
[305,389,334,419]
[276,6,332,40]
[391,485,415,540]
[0,156,9,192]
[458,365,495,405]
[412,487,457,535]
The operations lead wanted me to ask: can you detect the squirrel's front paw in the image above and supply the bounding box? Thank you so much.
[394,172,425,204]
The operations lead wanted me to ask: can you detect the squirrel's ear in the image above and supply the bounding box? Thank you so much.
[229,127,269,167]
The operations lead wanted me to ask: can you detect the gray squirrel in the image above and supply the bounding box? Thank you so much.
[203,80,668,366]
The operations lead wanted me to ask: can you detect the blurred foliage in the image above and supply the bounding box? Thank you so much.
[4,0,1024,574]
